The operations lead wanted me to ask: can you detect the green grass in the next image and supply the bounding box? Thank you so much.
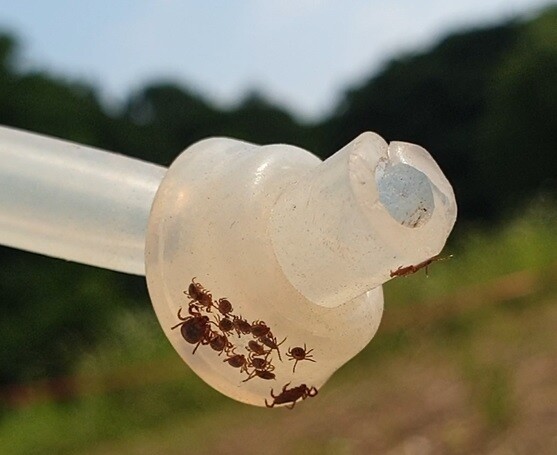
[0,204,556,454]
[0,309,231,454]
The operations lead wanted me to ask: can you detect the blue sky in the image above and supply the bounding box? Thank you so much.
[0,1,553,119]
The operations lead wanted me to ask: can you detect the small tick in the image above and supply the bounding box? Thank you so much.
[232,316,252,337]
[260,334,286,361]
[251,320,271,339]
[184,277,213,311]
[247,340,268,356]
[209,332,232,356]
[171,308,211,354]
[389,254,452,278]
[223,350,249,374]
[265,383,318,409]
[214,297,233,316]
[286,344,315,373]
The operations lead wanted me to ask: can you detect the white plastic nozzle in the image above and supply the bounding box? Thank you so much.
[270,132,457,308]
[145,134,456,406]
[0,125,456,408]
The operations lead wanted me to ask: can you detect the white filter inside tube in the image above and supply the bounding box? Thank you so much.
[375,162,434,228]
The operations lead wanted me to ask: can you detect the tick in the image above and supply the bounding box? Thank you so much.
[260,334,287,361]
[250,320,271,339]
[214,297,234,316]
[232,316,252,337]
[389,254,452,278]
[286,344,315,373]
[184,277,213,311]
[265,383,318,409]
[171,308,211,354]
[223,350,249,374]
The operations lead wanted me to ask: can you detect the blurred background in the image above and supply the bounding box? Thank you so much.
[0,1,556,454]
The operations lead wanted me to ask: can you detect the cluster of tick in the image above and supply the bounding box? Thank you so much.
[171,278,318,408]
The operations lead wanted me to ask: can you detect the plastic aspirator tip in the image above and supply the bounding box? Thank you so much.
[0,126,456,408]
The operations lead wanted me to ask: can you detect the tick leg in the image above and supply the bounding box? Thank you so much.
[192,340,203,354]
[170,320,186,330]
[242,372,256,383]
[177,307,189,320]
[275,337,287,361]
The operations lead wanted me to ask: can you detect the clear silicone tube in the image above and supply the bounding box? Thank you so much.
[0,125,456,408]
[0,126,166,274]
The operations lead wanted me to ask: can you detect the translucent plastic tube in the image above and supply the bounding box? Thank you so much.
[0,126,166,274]
[0,125,456,408]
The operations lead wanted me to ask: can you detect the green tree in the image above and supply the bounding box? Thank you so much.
[124,82,228,165]
[479,7,557,212]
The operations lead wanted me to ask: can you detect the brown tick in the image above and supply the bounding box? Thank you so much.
[214,297,233,316]
[250,320,271,339]
[232,316,252,337]
[213,314,234,336]
[223,350,249,374]
[265,383,318,409]
[184,277,213,311]
[171,308,211,354]
[244,352,276,382]
[286,344,315,373]
[260,334,287,361]
[247,340,268,356]
[209,332,232,356]
[390,254,452,278]
[248,353,274,371]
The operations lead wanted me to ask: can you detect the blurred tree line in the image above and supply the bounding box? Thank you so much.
[0,7,555,386]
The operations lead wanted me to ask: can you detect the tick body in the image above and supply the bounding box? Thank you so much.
[265,383,318,409]
[214,315,234,335]
[215,298,233,316]
[250,320,271,339]
[247,340,268,356]
[286,344,315,373]
[232,316,252,337]
[209,332,232,356]
[390,254,451,278]
[185,277,213,311]
[260,334,286,361]
[248,353,274,371]
[171,309,211,354]
[223,351,249,374]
